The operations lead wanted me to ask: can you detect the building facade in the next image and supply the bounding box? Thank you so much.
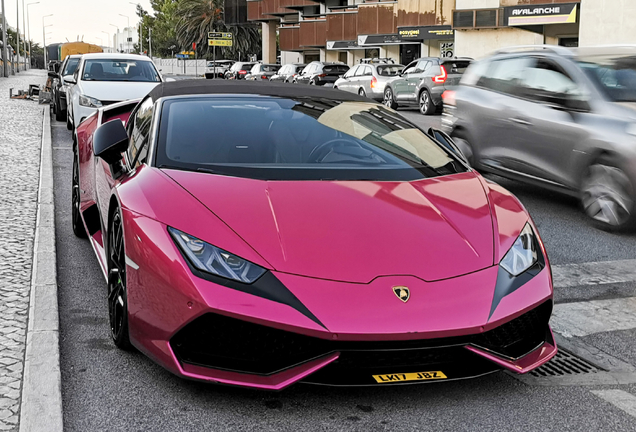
[239,0,636,65]
[113,26,139,54]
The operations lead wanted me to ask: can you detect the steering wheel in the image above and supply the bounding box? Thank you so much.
[307,139,365,163]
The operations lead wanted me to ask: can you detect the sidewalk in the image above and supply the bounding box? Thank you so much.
[0,70,47,432]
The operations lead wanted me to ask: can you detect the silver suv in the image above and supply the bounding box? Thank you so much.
[443,45,636,231]
[334,61,403,100]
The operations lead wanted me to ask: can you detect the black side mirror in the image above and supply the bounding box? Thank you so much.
[427,128,470,166]
[48,71,58,79]
[93,120,129,177]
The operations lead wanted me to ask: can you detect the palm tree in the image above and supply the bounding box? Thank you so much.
[176,0,261,60]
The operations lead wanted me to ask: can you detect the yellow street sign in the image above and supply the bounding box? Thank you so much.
[209,39,233,47]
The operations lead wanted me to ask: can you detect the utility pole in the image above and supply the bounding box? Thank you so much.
[27,2,39,69]
[148,27,152,58]
[42,14,52,67]
[16,0,20,72]
[1,0,8,77]
[21,0,26,69]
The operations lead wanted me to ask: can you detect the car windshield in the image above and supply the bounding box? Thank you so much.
[62,58,80,76]
[377,65,404,76]
[156,96,466,181]
[578,56,636,102]
[323,65,349,74]
[442,60,471,74]
[261,64,280,72]
[82,59,160,82]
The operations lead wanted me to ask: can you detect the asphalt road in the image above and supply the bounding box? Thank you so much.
[53,104,636,431]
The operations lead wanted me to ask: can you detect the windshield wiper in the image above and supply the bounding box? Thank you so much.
[196,167,221,175]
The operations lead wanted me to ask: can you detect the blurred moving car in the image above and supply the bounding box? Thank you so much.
[51,54,81,122]
[442,45,636,231]
[384,57,471,115]
[270,63,306,83]
[205,60,235,79]
[246,63,281,81]
[226,62,256,80]
[74,79,556,388]
[67,53,163,131]
[334,61,403,100]
[294,62,350,86]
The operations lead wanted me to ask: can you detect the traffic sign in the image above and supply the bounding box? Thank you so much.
[208,32,233,40]
[175,54,189,59]
[209,39,233,47]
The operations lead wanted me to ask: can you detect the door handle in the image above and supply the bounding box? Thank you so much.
[508,117,532,126]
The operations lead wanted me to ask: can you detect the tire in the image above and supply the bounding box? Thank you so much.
[383,87,398,109]
[580,156,636,232]
[309,79,316,85]
[71,153,87,238]
[358,88,366,97]
[55,97,65,122]
[107,208,133,350]
[66,111,73,131]
[419,89,435,115]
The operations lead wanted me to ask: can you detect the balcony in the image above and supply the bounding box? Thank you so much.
[299,18,328,47]
[326,7,358,42]
[280,25,302,51]
[280,0,318,10]
[357,1,398,35]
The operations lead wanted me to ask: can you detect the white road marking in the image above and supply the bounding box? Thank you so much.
[551,297,636,337]
[591,390,636,419]
[551,259,636,289]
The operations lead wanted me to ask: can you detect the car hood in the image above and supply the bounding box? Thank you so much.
[163,170,495,283]
[78,80,160,102]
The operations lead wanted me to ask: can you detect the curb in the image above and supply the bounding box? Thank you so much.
[19,108,64,432]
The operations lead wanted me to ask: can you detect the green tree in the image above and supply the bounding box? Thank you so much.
[175,0,261,60]
[135,0,181,57]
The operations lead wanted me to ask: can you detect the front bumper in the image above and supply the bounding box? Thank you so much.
[124,213,556,389]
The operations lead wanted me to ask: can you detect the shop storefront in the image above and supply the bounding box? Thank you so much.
[503,2,579,47]
[398,25,455,59]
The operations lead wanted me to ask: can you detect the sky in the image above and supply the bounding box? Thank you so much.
[2,0,152,48]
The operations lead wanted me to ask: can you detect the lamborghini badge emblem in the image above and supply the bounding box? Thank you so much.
[393,286,410,303]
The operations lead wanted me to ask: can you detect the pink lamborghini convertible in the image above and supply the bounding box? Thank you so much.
[72,80,557,389]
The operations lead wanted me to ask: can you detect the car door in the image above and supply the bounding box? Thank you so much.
[297,65,312,84]
[359,65,374,94]
[507,57,591,187]
[95,98,154,227]
[404,59,430,102]
[393,61,417,98]
[338,65,357,92]
[467,56,534,170]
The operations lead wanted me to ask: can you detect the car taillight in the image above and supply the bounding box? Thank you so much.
[318,74,326,78]
[442,90,456,106]
[370,76,377,89]
[261,75,268,79]
[432,65,447,84]
[239,70,247,74]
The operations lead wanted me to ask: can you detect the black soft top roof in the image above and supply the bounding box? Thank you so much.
[147,80,369,103]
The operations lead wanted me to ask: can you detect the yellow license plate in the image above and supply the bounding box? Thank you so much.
[372,371,447,383]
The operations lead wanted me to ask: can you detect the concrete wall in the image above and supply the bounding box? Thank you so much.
[454,27,543,59]
[380,45,400,62]
[579,0,636,46]
[152,58,207,76]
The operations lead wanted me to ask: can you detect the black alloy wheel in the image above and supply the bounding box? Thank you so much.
[383,88,398,109]
[71,153,87,238]
[358,88,366,97]
[581,157,636,232]
[309,79,316,85]
[107,209,132,350]
[419,89,435,115]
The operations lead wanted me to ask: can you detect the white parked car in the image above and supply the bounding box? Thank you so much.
[205,60,234,79]
[66,53,164,131]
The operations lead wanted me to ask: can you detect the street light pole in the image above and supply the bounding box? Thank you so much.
[102,31,110,53]
[1,0,8,77]
[21,0,26,69]
[119,14,130,53]
[26,2,39,69]
[16,0,20,72]
[129,2,141,54]
[109,24,119,52]
[42,14,52,67]
[149,27,152,58]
